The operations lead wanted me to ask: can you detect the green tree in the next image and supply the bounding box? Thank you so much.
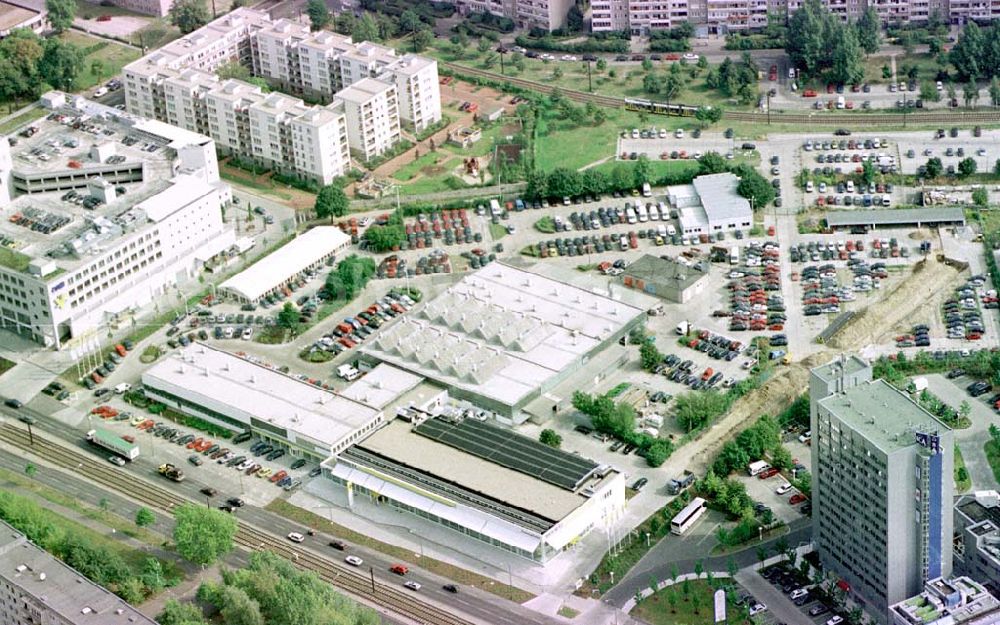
[172,503,238,567]
[899,31,915,55]
[399,9,422,35]
[596,58,607,71]
[770,444,793,470]
[950,21,987,81]
[661,72,683,104]
[216,585,264,625]
[135,507,155,528]
[566,4,584,31]
[552,66,563,80]
[959,156,978,177]
[168,0,210,35]
[411,28,432,53]
[352,12,380,42]
[306,0,329,31]
[856,6,880,54]
[46,0,76,33]
[694,105,723,127]
[925,157,943,178]
[90,59,105,81]
[698,151,728,174]
[362,223,405,252]
[276,302,298,330]
[642,72,660,94]
[39,38,83,91]
[633,154,652,187]
[964,80,980,107]
[734,165,776,208]
[0,30,44,102]
[920,80,941,102]
[991,77,1000,106]
[640,340,663,371]
[830,25,865,86]
[539,429,562,448]
[641,58,653,72]
[140,557,166,593]
[786,0,832,77]
[314,184,349,220]
[24,462,36,477]
[216,60,251,81]
[973,187,989,207]
[157,599,208,625]
[666,589,679,613]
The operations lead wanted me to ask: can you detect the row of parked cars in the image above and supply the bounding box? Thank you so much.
[311,290,415,356]
[760,564,841,622]
[82,341,135,389]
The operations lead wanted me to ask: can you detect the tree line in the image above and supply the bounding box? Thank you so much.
[786,0,879,83]
[949,21,1000,82]
[0,30,85,103]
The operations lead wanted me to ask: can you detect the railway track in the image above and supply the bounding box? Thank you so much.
[0,423,473,625]
[442,62,1000,125]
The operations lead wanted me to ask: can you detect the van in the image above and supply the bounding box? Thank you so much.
[666,224,677,237]
[729,247,739,265]
[113,383,131,394]
[676,321,691,335]
[748,460,771,476]
[657,201,668,220]
[648,203,660,221]
[836,95,845,109]
[845,180,855,193]
[337,364,361,381]
[641,182,652,197]
[489,199,501,216]
[625,207,637,224]
[637,203,649,222]
[882,195,891,207]
[805,181,814,193]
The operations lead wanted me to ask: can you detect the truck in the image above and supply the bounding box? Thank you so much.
[667,470,695,495]
[157,463,186,482]
[86,428,139,461]
[337,364,361,381]
[676,321,691,335]
[748,460,771,476]
[910,377,929,394]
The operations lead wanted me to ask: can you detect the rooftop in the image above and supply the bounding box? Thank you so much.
[0,95,219,277]
[141,343,381,451]
[360,263,646,408]
[623,253,709,291]
[339,363,424,409]
[0,520,158,625]
[0,1,39,31]
[811,354,871,384]
[890,576,1000,625]
[817,379,950,453]
[218,226,350,301]
[825,207,967,227]
[347,417,614,525]
[336,77,395,104]
[693,172,752,220]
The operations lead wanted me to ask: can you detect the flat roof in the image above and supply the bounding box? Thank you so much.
[0,2,38,31]
[811,355,871,383]
[825,207,967,227]
[142,343,380,451]
[339,363,424,409]
[693,173,751,221]
[414,417,599,491]
[219,226,349,301]
[360,263,646,408]
[351,418,610,524]
[623,254,709,292]
[336,77,394,104]
[0,521,158,624]
[817,379,950,453]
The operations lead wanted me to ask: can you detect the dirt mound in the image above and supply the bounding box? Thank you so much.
[908,229,934,240]
[826,258,961,350]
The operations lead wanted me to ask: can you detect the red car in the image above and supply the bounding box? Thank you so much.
[789,494,808,505]
[758,467,780,480]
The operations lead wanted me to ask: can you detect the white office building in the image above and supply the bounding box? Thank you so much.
[0,93,234,349]
[670,173,753,236]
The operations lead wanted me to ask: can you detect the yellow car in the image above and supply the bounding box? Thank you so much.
[256,467,272,479]
[130,414,145,426]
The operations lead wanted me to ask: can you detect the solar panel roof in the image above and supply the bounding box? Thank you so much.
[414,418,599,491]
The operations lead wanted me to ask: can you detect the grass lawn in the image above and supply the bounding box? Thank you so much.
[266,499,535,603]
[633,579,748,625]
[0,356,14,376]
[0,106,44,135]
[955,445,972,493]
[59,31,141,91]
[985,438,1000,484]
[393,151,451,182]
[489,222,507,240]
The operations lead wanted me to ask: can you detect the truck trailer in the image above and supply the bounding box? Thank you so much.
[86,428,139,460]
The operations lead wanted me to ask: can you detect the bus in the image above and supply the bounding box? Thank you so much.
[671,497,707,535]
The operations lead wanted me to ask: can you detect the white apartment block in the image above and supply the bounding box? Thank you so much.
[0,93,235,350]
[124,8,440,170]
[455,0,576,31]
[337,78,401,162]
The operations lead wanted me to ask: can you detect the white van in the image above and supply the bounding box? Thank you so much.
[748,460,771,476]
[641,182,652,197]
[625,207,637,224]
[658,201,668,220]
[114,383,132,394]
[657,225,667,239]
[637,203,649,222]
[846,180,855,193]
[648,203,660,221]
[836,96,845,109]
[489,199,501,216]
[337,364,361,381]
[666,224,677,237]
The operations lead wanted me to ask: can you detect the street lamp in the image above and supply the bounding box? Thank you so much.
[496,46,508,76]
[20,416,36,446]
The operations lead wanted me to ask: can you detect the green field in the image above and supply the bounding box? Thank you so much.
[633,579,747,625]
[0,106,45,135]
[59,32,142,91]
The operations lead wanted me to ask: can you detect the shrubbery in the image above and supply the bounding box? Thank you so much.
[572,391,674,467]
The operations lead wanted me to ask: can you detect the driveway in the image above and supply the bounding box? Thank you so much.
[924,373,1000,492]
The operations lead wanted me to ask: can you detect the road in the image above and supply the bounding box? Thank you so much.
[0,401,565,625]
[602,519,811,608]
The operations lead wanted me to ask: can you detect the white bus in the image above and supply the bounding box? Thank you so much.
[671,497,707,535]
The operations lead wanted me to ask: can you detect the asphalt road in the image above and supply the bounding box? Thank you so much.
[602,519,812,607]
[0,401,563,625]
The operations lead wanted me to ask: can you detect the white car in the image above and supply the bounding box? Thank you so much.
[560,54,577,62]
[675,128,684,139]
[287,532,305,543]
[658,128,667,138]
[631,128,639,139]
[790,588,809,600]
[345,555,364,566]
[242,327,253,340]
[749,603,767,616]
[776,482,792,495]
[826,617,844,625]
[683,53,699,61]
[404,581,422,591]
[108,456,126,467]
[93,87,108,98]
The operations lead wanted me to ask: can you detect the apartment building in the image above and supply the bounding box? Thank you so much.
[810,356,954,625]
[337,78,401,162]
[455,0,576,31]
[0,520,158,625]
[124,9,440,171]
[0,92,235,349]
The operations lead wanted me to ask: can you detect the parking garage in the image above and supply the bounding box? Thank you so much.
[825,207,966,231]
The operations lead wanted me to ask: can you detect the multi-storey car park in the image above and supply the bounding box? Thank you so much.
[0,91,235,349]
[122,9,441,183]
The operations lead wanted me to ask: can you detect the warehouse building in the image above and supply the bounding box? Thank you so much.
[358,263,647,420]
[0,520,158,625]
[825,207,967,232]
[669,173,753,236]
[218,226,350,304]
[141,343,383,460]
[325,414,624,563]
[620,254,710,304]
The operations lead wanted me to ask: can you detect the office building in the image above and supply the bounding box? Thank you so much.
[325,414,625,563]
[620,254,710,303]
[454,0,576,31]
[810,356,954,624]
[123,9,441,170]
[359,263,647,420]
[0,92,235,349]
[218,226,350,304]
[668,173,753,236]
[889,576,1000,625]
[954,491,1000,593]
[141,343,384,461]
[0,520,159,625]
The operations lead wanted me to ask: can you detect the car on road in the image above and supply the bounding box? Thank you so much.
[329,540,347,550]
[632,477,648,491]
[200,487,218,497]
[443,584,459,593]
[345,555,364,566]
[404,581,422,591]
[4,398,23,409]
[287,532,305,543]
[108,456,126,466]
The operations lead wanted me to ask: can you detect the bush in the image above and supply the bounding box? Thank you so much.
[514,34,628,53]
